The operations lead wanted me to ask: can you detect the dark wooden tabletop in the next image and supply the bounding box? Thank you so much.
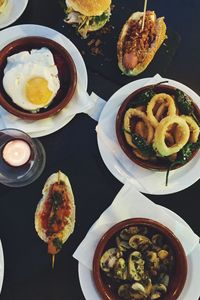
[0,0,199,299]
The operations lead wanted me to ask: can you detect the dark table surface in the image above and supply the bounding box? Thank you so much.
[0,0,200,299]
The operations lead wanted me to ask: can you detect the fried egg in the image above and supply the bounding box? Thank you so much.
[3,48,60,111]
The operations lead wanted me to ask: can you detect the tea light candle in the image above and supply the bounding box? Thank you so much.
[2,139,31,167]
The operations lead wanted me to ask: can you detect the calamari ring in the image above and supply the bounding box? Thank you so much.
[147,93,176,128]
[135,121,147,139]
[153,115,190,156]
[155,103,167,120]
[136,105,146,112]
[123,108,154,148]
[181,115,200,143]
[130,121,146,149]
[165,132,175,146]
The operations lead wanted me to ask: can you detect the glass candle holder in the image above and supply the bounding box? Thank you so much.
[0,129,46,187]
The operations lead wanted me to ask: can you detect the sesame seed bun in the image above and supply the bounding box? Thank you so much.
[66,0,111,16]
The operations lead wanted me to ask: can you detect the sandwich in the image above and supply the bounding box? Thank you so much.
[117,11,167,76]
[35,171,75,258]
[64,0,112,38]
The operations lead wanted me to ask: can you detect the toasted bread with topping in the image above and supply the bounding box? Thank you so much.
[35,171,75,255]
[117,11,167,76]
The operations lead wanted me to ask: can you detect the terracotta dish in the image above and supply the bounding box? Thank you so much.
[93,218,187,300]
[0,36,77,120]
[116,84,200,171]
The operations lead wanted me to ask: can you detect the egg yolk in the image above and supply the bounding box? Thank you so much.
[25,77,53,105]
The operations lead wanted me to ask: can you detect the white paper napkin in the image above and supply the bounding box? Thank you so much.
[0,81,106,134]
[96,74,200,194]
[73,183,199,271]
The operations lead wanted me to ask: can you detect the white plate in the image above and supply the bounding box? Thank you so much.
[0,240,4,294]
[78,205,200,300]
[0,24,88,137]
[0,0,28,29]
[97,78,200,195]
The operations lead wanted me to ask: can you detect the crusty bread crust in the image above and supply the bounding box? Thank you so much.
[117,12,145,73]
[67,0,111,16]
[0,0,7,12]
[117,22,129,73]
[117,11,167,76]
[35,171,75,244]
[0,0,5,6]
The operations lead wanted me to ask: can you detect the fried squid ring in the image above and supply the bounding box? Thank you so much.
[165,132,175,146]
[181,115,200,143]
[147,93,176,128]
[123,108,154,148]
[135,121,147,139]
[153,115,190,156]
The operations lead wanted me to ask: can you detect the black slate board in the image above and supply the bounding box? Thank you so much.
[56,0,181,85]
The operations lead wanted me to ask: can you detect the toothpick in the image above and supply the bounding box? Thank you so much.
[52,254,55,269]
[58,170,61,184]
[141,0,148,32]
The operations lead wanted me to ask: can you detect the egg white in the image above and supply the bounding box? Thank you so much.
[3,48,60,111]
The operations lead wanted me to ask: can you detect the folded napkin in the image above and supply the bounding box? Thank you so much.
[73,182,199,271]
[96,74,200,194]
[0,79,105,135]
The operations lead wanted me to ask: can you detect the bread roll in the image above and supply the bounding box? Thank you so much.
[35,171,75,254]
[0,0,7,13]
[66,0,111,16]
[117,11,167,76]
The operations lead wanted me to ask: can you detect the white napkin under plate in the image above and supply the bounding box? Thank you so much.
[73,182,199,271]
[96,74,200,194]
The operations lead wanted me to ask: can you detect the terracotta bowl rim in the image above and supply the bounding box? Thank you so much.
[0,36,77,120]
[93,217,188,300]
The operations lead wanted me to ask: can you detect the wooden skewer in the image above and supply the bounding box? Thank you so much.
[52,254,55,269]
[51,171,61,269]
[141,0,148,32]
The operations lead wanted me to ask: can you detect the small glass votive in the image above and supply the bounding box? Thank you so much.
[0,128,46,187]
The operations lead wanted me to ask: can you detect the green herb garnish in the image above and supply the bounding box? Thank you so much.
[129,90,155,108]
[52,191,63,211]
[128,81,169,108]
[53,238,63,251]
[93,12,108,23]
[123,129,156,157]
[166,141,200,186]
[175,89,200,126]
